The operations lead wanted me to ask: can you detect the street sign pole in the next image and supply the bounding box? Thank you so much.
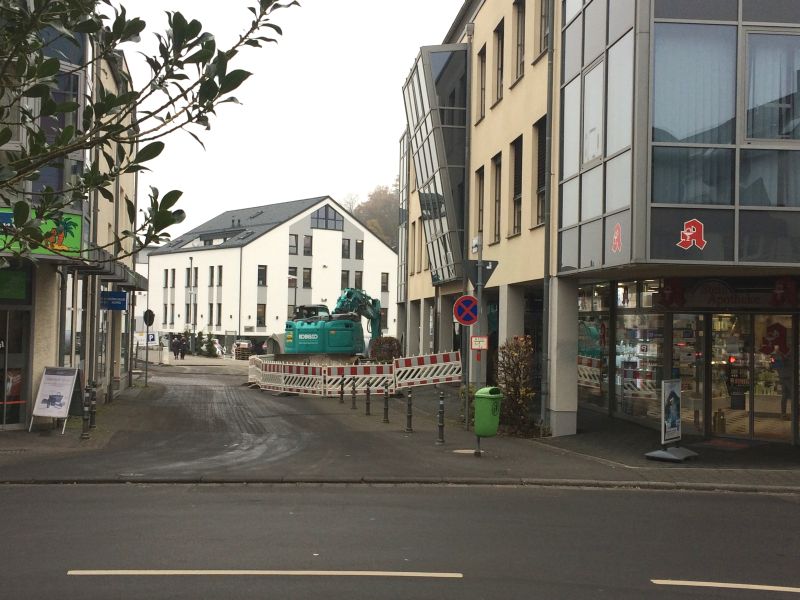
[145,325,149,388]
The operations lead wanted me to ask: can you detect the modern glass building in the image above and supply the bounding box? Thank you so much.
[563,0,800,443]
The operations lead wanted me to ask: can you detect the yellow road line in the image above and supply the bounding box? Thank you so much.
[653,579,800,593]
[68,570,463,579]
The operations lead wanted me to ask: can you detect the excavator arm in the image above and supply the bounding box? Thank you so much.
[333,288,383,340]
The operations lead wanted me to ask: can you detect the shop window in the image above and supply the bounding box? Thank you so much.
[615,313,664,423]
[617,282,637,308]
[640,280,662,308]
[578,314,609,411]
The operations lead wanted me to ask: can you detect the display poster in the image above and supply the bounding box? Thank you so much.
[32,367,79,419]
[661,379,682,445]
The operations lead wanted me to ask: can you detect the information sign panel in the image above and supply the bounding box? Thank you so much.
[661,379,682,445]
[32,367,79,420]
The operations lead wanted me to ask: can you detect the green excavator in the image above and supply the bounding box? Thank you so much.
[283,288,382,360]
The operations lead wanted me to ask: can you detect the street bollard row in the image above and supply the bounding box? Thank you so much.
[341,380,447,446]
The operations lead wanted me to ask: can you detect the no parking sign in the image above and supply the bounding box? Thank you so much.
[453,295,479,326]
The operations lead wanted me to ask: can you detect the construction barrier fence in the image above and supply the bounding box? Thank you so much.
[248,352,462,397]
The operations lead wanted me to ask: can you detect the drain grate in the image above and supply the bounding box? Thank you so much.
[0,449,27,455]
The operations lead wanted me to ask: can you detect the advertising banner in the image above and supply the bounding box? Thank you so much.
[32,367,79,420]
[661,379,682,445]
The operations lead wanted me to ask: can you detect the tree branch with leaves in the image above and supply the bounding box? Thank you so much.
[0,0,299,263]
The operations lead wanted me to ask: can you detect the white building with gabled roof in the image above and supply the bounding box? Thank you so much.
[147,196,398,353]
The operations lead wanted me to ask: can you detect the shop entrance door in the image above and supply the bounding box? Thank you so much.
[710,314,794,442]
[0,310,31,428]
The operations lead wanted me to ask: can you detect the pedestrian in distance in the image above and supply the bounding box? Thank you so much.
[180,336,188,359]
[171,336,180,360]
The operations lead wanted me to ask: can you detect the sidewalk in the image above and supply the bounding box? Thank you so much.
[0,363,798,492]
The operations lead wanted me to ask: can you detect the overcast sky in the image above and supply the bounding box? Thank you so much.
[125,0,464,238]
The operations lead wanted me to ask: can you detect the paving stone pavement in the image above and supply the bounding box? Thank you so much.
[0,355,798,492]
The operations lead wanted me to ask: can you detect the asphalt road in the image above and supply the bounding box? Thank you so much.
[2,484,798,599]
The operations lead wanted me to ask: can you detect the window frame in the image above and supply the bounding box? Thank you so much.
[381,272,389,292]
[257,264,267,287]
[494,20,505,103]
[303,234,313,256]
[256,303,266,327]
[289,234,298,255]
[513,0,526,81]
[302,267,312,288]
[355,239,364,260]
[342,238,351,259]
[511,135,523,235]
[492,153,502,243]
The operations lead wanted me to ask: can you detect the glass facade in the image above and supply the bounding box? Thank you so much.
[559,1,634,272]
[397,132,409,303]
[402,45,467,285]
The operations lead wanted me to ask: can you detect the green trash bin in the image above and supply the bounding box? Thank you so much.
[474,387,502,437]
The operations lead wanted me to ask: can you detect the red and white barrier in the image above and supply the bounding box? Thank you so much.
[282,363,326,396]
[259,361,285,393]
[248,356,263,384]
[326,363,395,395]
[393,351,462,389]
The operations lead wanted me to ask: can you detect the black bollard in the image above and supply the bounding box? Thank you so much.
[405,388,413,433]
[474,436,482,457]
[351,379,357,410]
[339,379,344,404]
[436,391,445,445]
[382,382,390,424]
[365,386,371,416]
[89,381,97,429]
[81,385,91,440]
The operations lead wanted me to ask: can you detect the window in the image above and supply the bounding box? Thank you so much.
[170,269,175,288]
[538,0,549,54]
[288,304,296,318]
[476,167,485,233]
[355,271,363,289]
[289,234,298,255]
[341,270,349,289]
[342,238,351,259]
[512,136,523,235]
[311,205,344,230]
[302,268,312,288]
[582,62,604,165]
[478,45,487,119]
[653,24,736,144]
[535,118,546,225]
[257,265,267,287]
[583,0,606,65]
[607,31,634,155]
[652,147,734,205]
[169,303,175,324]
[208,304,213,327]
[209,266,214,287]
[217,265,223,286]
[747,33,800,141]
[193,267,198,287]
[288,266,298,287]
[741,150,800,207]
[192,303,197,326]
[163,269,168,288]
[492,153,502,243]
[494,20,505,102]
[185,268,191,287]
[380,308,388,331]
[355,239,364,260]
[216,303,222,326]
[303,235,313,256]
[562,77,581,178]
[409,222,416,273]
[381,272,389,292]
[162,304,167,325]
[513,0,525,80]
[185,303,190,322]
[256,304,266,327]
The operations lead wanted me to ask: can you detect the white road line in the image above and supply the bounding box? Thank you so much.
[653,579,800,594]
[68,570,463,579]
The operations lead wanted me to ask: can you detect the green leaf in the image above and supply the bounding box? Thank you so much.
[98,186,114,202]
[126,198,137,224]
[37,57,61,78]
[13,201,29,227]
[160,190,182,210]
[74,19,102,34]
[132,141,165,164]
[218,69,251,95]
[23,84,51,98]
[0,128,12,147]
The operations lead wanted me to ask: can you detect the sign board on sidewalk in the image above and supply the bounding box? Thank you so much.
[661,379,682,445]
[470,335,489,350]
[31,367,80,420]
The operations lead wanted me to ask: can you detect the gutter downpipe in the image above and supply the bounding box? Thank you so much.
[540,0,555,427]
[462,22,474,430]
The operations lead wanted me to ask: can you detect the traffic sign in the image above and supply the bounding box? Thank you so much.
[147,333,156,343]
[453,295,479,326]
[143,309,155,326]
[470,335,488,350]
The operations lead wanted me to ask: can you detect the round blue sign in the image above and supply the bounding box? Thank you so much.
[453,295,479,326]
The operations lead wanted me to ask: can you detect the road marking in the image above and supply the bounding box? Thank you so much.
[68,570,463,579]
[653,579,800,594]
